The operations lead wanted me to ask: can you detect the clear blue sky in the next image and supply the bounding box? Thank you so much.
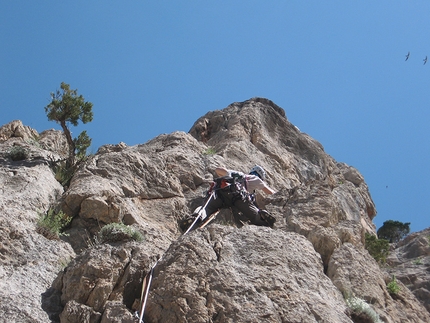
[2,2,429,233]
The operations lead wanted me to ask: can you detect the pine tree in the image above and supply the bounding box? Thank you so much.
[44,82,93,166]
[377,220,410,243]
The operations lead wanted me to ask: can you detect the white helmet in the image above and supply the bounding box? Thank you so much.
[250,165,266,180]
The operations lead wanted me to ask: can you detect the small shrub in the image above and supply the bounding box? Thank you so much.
[365,233,389,265]
[345,293,382,323]
[8,146,29,161]
[387,275,401,295]
[26,138,41,148]
[98,223,143,244]
[413,258,423,265]
[36,208,72,240]
[203,147,216,155]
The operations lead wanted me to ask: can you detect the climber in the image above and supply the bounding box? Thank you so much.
[180,165,276,231]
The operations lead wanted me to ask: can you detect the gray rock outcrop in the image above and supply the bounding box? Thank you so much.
[0,121,74,322]
[0,98,429,322]
[147,225,352,323]
[386,228,430,313]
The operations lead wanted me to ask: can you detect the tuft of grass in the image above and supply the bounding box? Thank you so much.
[98,223,143,244]
[8,145,29,161]
[36,208,72,240]
[387,275,401,296]
[344,293,382,323]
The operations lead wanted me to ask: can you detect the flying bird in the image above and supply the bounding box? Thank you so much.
[424,56,428,65]
[405,52,410,61]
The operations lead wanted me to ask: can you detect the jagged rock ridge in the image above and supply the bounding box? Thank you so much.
[0,100,429,322]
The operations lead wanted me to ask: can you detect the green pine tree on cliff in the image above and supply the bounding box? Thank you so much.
[377,220,410,243]
[44,82,93,167]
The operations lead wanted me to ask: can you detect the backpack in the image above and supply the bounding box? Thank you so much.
[211,173,247,193]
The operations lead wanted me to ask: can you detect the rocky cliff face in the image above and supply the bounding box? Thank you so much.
[0,121,74,321]
[386,228,430,313]
[0,99,429,323]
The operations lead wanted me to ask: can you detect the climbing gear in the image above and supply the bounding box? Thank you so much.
[206,175,249,210]
[138,260,158,323]
[249,165,266,180]
[183,191,215,234]
[212,174,247,193]
[179,190,217,233]
[180,174,250,233]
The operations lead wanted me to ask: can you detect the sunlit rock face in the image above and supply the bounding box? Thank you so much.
[1,98,428,322]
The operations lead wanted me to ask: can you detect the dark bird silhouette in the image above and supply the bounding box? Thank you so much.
[424,56,428,65]
[405,52,410,61]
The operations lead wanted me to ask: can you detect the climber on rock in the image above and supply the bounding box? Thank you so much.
[180,165,277,231]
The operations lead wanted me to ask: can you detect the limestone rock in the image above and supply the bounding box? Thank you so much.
[0,125,75,322]
[188,98,376,269]
[59,300,102,323]
[60,131,216,253]
[38,129,69,159]
[146,225,352,323]
[1,98,429,322]
[100,301,136,323]
[59,242,151,313]
[0,119,38,142]
[328,242,429,323]
[386,228,430,313]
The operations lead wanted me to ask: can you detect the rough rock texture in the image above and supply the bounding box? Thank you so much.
[147,225,352,323]
[1,99,429,322]
[328,243,429,323]
[56,242,150,322]
[0,119,39,142]
[189,98,376,269]
[386,228,430,313]
[0,121,74,322]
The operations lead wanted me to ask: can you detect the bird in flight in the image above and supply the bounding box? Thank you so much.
[424,56,428,65]
[405,52,410,61]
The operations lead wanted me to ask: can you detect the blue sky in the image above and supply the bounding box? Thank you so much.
[2,2,430,233]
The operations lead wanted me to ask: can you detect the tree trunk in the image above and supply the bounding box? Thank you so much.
[60,120,75,166]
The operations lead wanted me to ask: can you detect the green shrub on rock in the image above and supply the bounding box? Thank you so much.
[344,293,382,323]
[365,233,389,265]
[36,208,72,240]
[387,275,401,296]
[8,145,29,161]
[98,223,143,243]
